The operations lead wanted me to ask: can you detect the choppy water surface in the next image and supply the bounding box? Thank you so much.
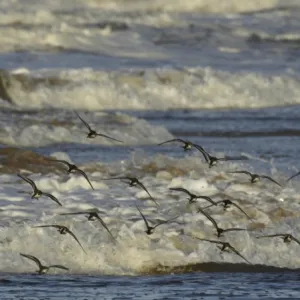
[2,271,300,299]
[2,0,300,299]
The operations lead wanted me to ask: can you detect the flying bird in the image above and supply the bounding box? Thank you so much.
[256,233,300,245]
[46,159,94,190]
[196,148,246,168]
[227,170,281,187]
[102,176,158,206]
[204,199,253,221]
[59,210,115,241]
[32,224,86,253]
[17,174,62,206]
[75,112,123,142]
[197,207,248,237]
[136,205,178,235]
[188,236,251,264]
[169,187,217,206]
[20,253,69,275]
[157,138,205,152]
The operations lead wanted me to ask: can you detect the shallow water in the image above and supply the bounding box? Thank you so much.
[2,271,300,300]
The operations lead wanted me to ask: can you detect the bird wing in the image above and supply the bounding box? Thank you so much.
[291,235,300,245]
[222,228,247,233]
[32,224,61,229]
[95,214,116,241]
[191,143,205,152]
[231,202,253,221]
[228,245,251,264]
[259,175,282,187]
[42,192,63,206]
[20,253,43,269]
[202,200,224,210]
[228,170,252,177]
[157,139,186,146]
[96,133,123,143]
[169,187,193,197]
[101,176,130,181]
[75,111,92,131]
[47,158,72,168]
[66,228,86,254]
[287,171,300,182]
[153,215,179,229]
[49,265,69,271]
[17,174,37,191]
[75,168,94,190]
[136,181,157,205]
[193,146,210,162]
[197,207,219,232]
[221,156,248,162]
[59,212,87,216]
[136,205,150,230]
[256,234,286,239]
[188,236,222,245]
[197,196,217,206]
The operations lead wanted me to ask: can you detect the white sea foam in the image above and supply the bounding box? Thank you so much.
[2,67,300,112]
[0,110,173,147]
[1,152,300,274]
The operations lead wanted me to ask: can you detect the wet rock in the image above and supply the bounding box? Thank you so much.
[80,21,129,31]
[268,207,297,221]
[0,69,70,104]
[0,147,65,174]
[248,222,266,231]
[141,262,298,275]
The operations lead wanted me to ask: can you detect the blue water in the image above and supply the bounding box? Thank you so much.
[1,271,300,299]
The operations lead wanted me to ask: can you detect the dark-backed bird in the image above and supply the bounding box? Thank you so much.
[196,148,246,168]
[20,253,69,275]
[157,138,205,152]
[102,176,158,206]
[59,210,115,241]
[204,199,253,221]
[46,158,94,190]
[136,205,178,235]
[75,112,123,142]
[228,170,281,187]
[197,207,248,237]
[256,233,300,245]
[32,224,86,253]
[188,236,251,264]
[169,187,217,206]
[17,174,62,206]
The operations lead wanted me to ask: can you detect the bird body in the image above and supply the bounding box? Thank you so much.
[33,224,86,253]
[188,237,251,264]
[169,187,217,205]
[197,207,247,237]
[17,174,62,206]
[228,170,281,187]
[47,159,94,190]
[256,233,300,245]
[20,253,69,274]
[75,112,123,142]
[103,176,158,206]
[59,211,115,241]
[136,206,178,235]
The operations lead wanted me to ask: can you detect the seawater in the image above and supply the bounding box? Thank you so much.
[1,0,300,299]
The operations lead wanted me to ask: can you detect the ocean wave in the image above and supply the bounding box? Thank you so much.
[0,151,299,275]
[1,68,300,111]
[89,0,292,14]
[0,109,173,147]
